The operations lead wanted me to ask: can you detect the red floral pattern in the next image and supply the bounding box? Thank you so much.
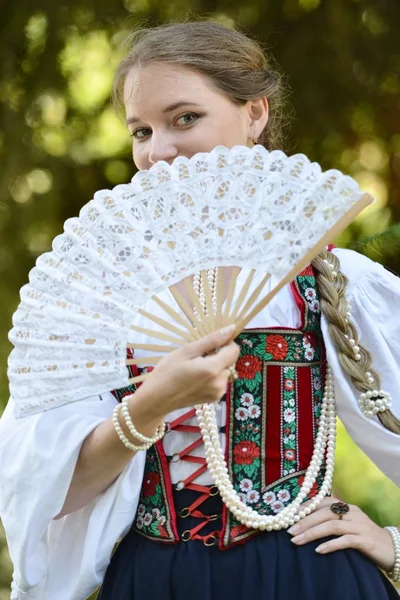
[266,335,288,360]
[233,441,260,465]
[299,264,314,277]
[236,355,262,379]
[143,472,160,498]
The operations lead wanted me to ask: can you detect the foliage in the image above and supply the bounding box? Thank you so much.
[0,0,399,596]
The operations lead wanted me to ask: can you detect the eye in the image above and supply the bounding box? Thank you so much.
[130,127,151,140]
[175,112,200,126]
[131,113,200,140]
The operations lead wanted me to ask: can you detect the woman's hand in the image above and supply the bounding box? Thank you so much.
[135,325,240,416]
[287,497,397,572]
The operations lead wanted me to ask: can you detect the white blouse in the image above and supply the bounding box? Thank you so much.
[0,248,399,600]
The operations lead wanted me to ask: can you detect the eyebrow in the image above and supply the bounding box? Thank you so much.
[126,101,202,125]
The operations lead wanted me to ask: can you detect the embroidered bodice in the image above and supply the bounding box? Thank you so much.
[112,265,327,548]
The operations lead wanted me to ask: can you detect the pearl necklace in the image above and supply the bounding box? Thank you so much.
[193,267,337,530]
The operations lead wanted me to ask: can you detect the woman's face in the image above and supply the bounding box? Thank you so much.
[123,62,268,171]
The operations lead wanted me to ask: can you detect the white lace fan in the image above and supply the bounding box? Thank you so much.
[8,145,372,417]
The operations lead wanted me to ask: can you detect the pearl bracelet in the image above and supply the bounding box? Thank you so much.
[384,526,400,582]
[121,397,166,445]
[112,405,151,452]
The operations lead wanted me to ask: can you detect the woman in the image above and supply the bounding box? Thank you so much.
[0,20,399,600]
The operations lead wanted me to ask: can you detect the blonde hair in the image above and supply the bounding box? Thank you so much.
[114,19,399,434]
[312,250,400,434]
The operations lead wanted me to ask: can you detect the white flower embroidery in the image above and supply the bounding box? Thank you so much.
[235,406,249,421]
[137,504,145,517]
[143,513,153,526]
[288,399,295,408]
[308,299,320,313]
[283,434,295,444]
[263,491,276,505]
[239,478,253,492]
[242,339,254,348]
[152,508,161,519]
[246,490,260,504]
[284,407,296,423]
[238,492,248,504]
[313,377,321,390]
[304,288,316,301]
[248,405,261,419]
[159,516,166,525]
[240,393,254,407]
[271,500,285,513]
[305,347,315,361]
[302,336,311,349]
[277,489,291,503]
[136,516,144,529]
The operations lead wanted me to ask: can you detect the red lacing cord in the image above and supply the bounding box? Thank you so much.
[167,408,222,546]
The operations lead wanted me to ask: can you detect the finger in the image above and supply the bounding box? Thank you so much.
[206,341,240,371]
[288,508,336,536]
[288,505,352,536]
[291,520,359,546]
[184,325,236,358]
[315,534,360,554]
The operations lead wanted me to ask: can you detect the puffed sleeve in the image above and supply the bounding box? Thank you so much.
[0,392,146,600]
[321,248,400,486]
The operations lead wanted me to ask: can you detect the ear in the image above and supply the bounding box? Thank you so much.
[246,98,269,140]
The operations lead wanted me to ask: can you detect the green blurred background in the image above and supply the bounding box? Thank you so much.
[0,0,399,597]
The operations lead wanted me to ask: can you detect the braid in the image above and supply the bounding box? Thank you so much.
[312,249,400,435]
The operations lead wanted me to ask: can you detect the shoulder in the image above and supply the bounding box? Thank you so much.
[331,247,394,294]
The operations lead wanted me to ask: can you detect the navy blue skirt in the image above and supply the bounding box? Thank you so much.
[98,489,398,599]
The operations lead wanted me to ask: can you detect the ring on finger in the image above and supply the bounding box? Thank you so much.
[330,501,350,520]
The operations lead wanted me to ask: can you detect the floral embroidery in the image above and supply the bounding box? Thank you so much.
[226,297,327,545]
[236,330,321,372]
[295,264,322,334]
[265,334,288,360]
[132,445,174,541]
[240,393,254,406]
[235,406,249,421]
[248,405,261,419]
[239,478,253,492]
[236,355,262,380]
[282,366,298,475]
[234,441,261,465]
[143,472,160,497]
[246,489,260,504]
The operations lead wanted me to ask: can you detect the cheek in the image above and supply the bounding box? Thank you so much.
[132,144,147,171]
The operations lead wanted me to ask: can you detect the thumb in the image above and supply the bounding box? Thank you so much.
[185,325,236,358]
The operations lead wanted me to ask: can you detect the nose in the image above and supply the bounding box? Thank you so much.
[148,132,179,166]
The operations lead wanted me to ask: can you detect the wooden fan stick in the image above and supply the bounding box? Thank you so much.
[235,273,271,324]
[201,270,216,331]
[236,193,373,333]
[151,295,200,335]
[127,355,162,365]
[126,342,177,353]
[128,373,148,384]
[169,286,208,339]
[129,324,187,346]
[138,309,194,342]
[221,266,241,326]
[215,267,225,329]
[228,269,255,322]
